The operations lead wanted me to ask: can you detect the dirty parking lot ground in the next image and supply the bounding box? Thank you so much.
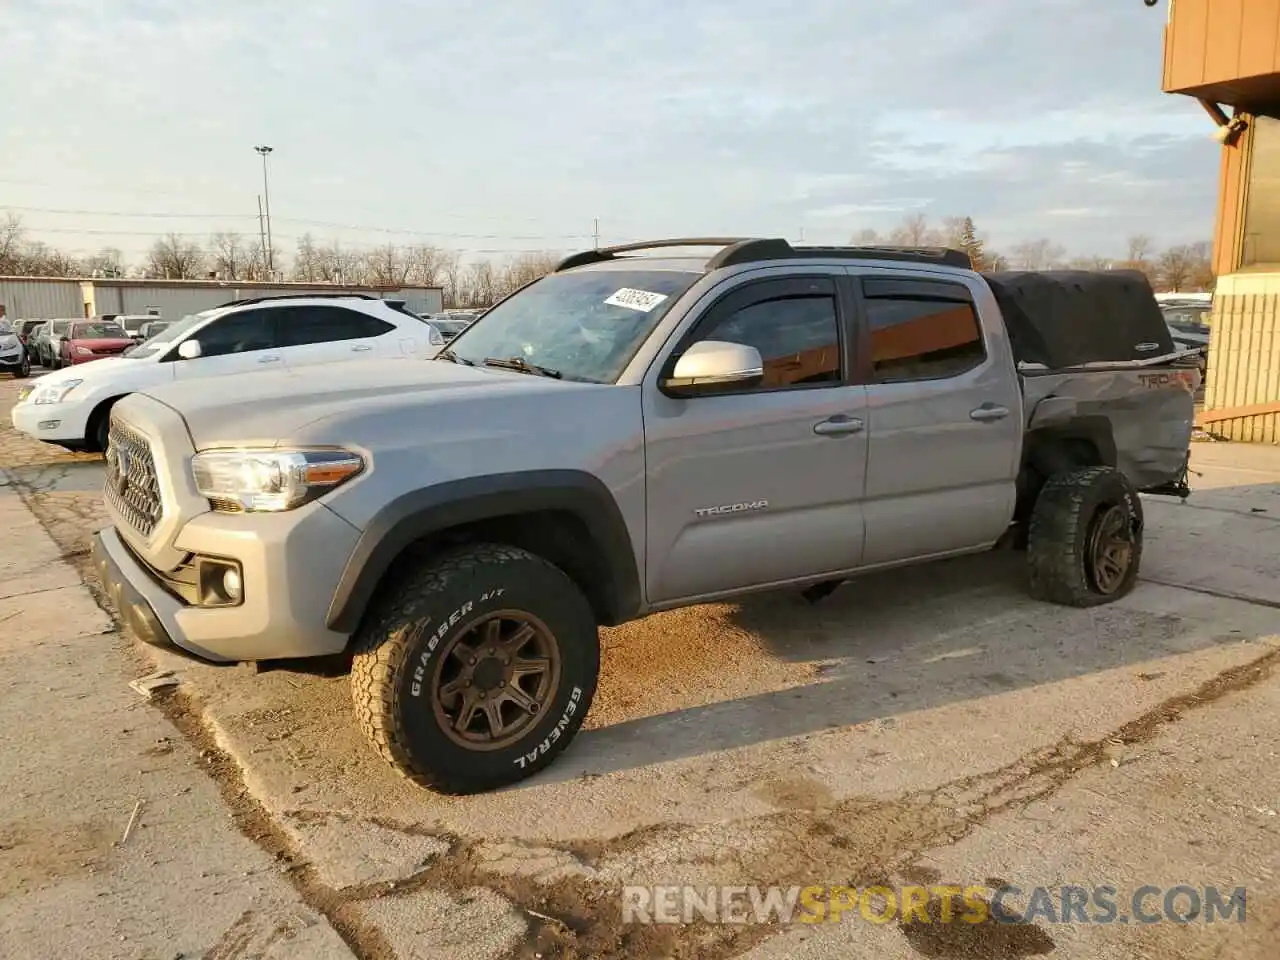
[1,372,1278,959]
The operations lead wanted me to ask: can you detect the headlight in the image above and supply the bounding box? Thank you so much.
[0,334,18,349]
[31,379,83,404]
[191,448,365,512]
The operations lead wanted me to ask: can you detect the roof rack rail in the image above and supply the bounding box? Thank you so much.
[786,244,972,269]
[555,238,756,272]
[554,237,972,273]
[215,292,380,308]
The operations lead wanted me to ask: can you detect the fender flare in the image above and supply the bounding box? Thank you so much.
[326,469,642,634]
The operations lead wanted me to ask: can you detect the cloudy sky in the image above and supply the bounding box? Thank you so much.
[3,0,1218,263]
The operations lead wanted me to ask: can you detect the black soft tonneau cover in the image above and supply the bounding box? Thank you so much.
[981,269,1175,368]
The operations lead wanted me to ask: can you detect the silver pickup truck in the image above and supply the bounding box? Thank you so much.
[90,238,1199,794]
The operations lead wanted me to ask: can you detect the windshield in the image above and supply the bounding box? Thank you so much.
[72,321,127,339]
[444,269,700,382]
[1161,306,1209,333]
[123,309,217,360]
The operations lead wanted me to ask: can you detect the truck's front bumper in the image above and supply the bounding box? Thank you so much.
[93,506,359,664]
[92,527,230,664]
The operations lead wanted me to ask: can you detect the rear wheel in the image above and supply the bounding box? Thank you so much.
[1028,466,1143,607]
[350,543,600,794]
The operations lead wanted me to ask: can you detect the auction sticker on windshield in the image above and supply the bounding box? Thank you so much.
[605,288,669,312]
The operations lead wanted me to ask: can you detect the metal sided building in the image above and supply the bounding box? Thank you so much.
[1162,0,1280,440]
[0,278,444,325]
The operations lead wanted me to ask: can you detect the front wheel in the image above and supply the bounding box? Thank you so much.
[350,543,600,794]
[13,354,30,378]
[1027,466,1143,607]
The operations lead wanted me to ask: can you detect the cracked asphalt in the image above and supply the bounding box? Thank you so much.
[1,370,1278,959]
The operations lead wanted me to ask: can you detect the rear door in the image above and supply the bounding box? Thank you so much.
[274,305,396,368]
[853,272,1021,565]
[168,308,283,380]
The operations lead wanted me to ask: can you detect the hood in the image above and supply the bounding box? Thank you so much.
[69,337,134,350]
[140,357,593,446]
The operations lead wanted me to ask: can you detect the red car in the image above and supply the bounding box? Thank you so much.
[59,320,135,366]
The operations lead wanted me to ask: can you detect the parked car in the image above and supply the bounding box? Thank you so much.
[1160,302,1210,377]
[424,315,472,342]
[106,314,164,338]
[88,238,1197,795]
[18,320,45,361]
[10,293,444,451]
[58,319,135,367]
[136,320,171,341]
[0,318,31,378]
[27,323,50,364]
[41,319,74,368]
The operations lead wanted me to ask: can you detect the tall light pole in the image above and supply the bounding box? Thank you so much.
[254,145,274,277]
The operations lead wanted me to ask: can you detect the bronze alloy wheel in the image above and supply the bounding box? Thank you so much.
[430,610,562,750]
[1085,503,1134,595]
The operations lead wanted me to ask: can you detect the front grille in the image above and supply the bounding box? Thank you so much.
[104,417,163,538]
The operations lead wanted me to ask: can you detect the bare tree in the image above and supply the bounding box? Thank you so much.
[210,232,252,280]
[313,242,365,284]
[1008,238,1065,271]
[19,241,81,277]
[439,250,463,307]
[292,233,321,282]
[0,214,24,273]
[1126,234,1154,264]
[888,213,935,246]
[1157,245,1199,292]
[86,247,124,277]
[364,243,412,286]
[1187,240,1215,290]
[849,228,881,244]
[405,244,448,288]
[147,233,206,279]
[496,251,560,298]
[464,260,498,307]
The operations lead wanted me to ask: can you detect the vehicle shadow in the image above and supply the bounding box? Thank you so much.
[2,458,106,494]
[532,483,1279,787]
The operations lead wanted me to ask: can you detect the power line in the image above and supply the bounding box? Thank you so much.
[2,204,260,219]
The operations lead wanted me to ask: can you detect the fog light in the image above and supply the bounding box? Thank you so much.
[37,420,61,429]
[196,557,244,607]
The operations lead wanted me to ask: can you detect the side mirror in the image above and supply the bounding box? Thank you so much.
[177,339,202,360]
[662,340,764,394]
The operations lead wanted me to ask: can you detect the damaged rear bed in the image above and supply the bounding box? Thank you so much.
[984,269,1201,496]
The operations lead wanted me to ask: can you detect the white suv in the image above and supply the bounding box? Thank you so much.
[11,294,444,452]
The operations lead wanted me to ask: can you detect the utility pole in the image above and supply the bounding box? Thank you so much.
[254,145,274,276]
[593,218,600,250]
[257,195,268,277]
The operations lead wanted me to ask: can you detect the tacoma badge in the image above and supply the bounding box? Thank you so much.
[694,500,769,518]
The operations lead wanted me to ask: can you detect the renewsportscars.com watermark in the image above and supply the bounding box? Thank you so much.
[622,884,1248,926]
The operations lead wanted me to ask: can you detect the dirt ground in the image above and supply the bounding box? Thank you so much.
[2,371,1278,959]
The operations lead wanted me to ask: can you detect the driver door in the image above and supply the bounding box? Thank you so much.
[643,274,870,604]
[169,308,284,380]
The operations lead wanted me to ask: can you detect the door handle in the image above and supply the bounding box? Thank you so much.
[258,355,281,364]
[813,414,865,436]
[970,403,1009,422]
[352,344,373,352]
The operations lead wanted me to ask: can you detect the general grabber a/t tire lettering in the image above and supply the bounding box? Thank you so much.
[349,542,600,794]
[1027,466,1144,608]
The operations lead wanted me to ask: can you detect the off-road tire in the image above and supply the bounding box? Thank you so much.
[1028,466,1143,607]
[350,542,600,794]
